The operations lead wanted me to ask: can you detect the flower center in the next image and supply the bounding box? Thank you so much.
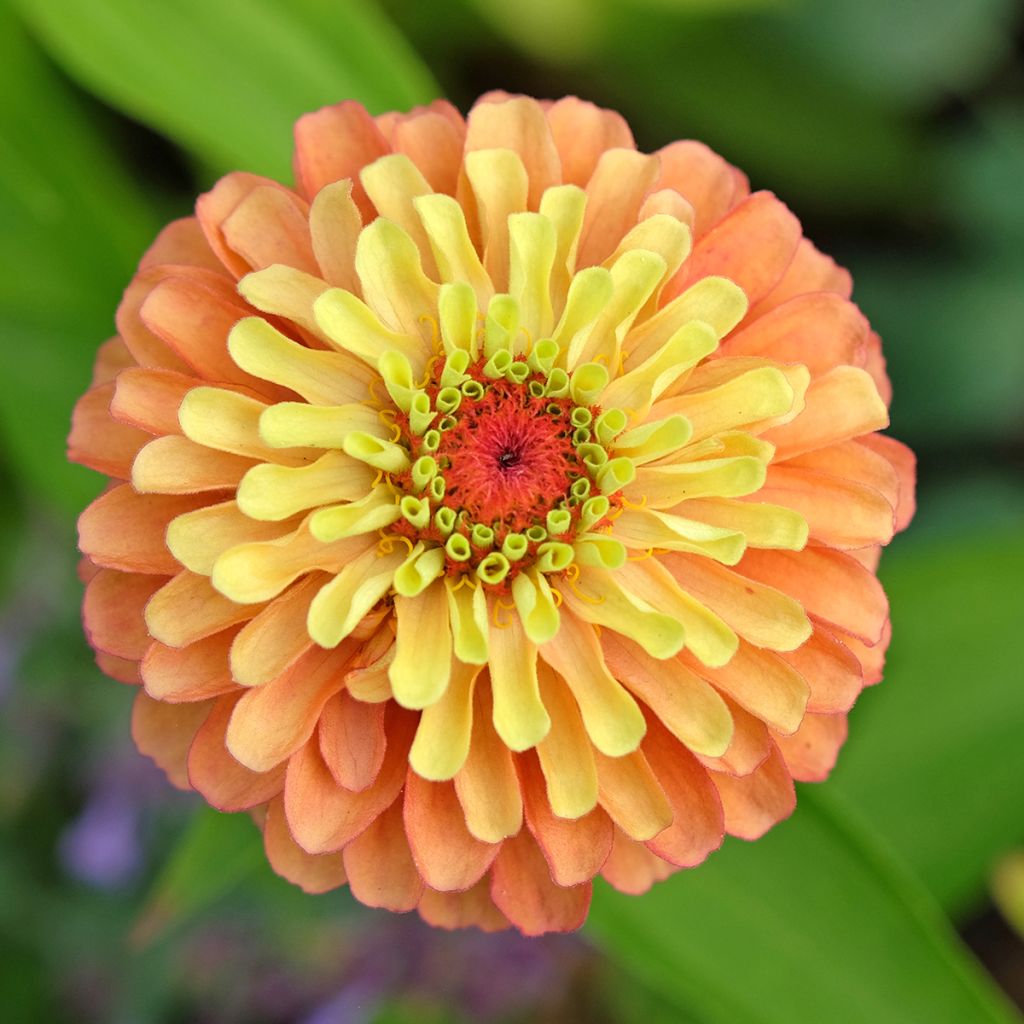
[383,352,622,589]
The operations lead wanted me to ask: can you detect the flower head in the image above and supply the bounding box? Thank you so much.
[70,93,915,935]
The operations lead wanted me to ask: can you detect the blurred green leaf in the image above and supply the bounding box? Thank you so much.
[779,0,1018,109]
[132,807,264,947]
[588,790,1021,1023]
[0,7,158,514]
[834,521,1024,918]
[13,0,439,181]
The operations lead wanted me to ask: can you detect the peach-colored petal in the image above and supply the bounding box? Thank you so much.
[841,618,891,685]
[132,436,257,494]
[283,707,414,854]
[595,748,672,841]
[654,139,748,238]
[710,742,796,840]
[263,795,347,894]
[465,95,561,210]
[521,753,613,887]
[145,570,264,647]
[601,827,674,895]
[90,336,136,386]
[141,629,241,703]
[78,485,208,575]
[740,547,889,646]
[293,102,391,215]
[69,383,149,478]
[418,878,510,933]
[404,772,498,892]
[131,691,212,789]
[226,646,350,773]
[83,569,166,660]
[343,796,424,912]
[95,652,141,685]
[545,96,634,188]
[779,625,863,715]
[696,695,771,777]
[721,292,868,374]
[139,216,227,274]
[115,267,196,372]
[188,693,285,810]
[745,236,852,322]
[318,690,386,793]
[642,716,724,867]
[110,367,201,436]
[221,185,316,275]
[860,434,917,533]
[667,192,801,307]
[490,829,591,936]
[775,712,848,782]
[392,109,465,195]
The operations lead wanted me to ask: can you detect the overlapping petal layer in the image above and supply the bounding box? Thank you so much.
[70,93,915,935]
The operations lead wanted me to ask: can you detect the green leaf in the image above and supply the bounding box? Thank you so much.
[132,807,265,947]
[588,790,1020,1024]
[13,0,439,180]
[833,519,1024,917]
[0,7,159,514]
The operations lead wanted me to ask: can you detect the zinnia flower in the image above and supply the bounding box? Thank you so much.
[69,93,915,935]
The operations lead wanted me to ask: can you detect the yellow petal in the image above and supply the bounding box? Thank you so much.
[602,632,734,757]
[306,544,406,649]
[390,582,452,709]
[594,748,672,841]
[538,184,587,310]
[445,578,489,665]
[314,287,427,372]
[227,317,367,406]
[488,600,549,751]
[557,565,685,660]
[675,497,809,551]
[613,415,693,464]
[392,543,446,597]
[212,526,372,605]
[342,431,411,474]
[236,450,375,522]
[167,501,295,575]
[551,265,613,358]
[258,401,384,449]
[629,455,767,508]
[464,148,529,290]
[414,193,493,306]
[237,265,331,342]
[611,507,746,564]
[535,662,599,819]
[409,661,481,780]
[437,282,480,357]
[615,557,739,668]
[625,275,747,368]
[309,486,402,541]
[360,154,435,275]
[511,570,561,645]
[508,212,556,339]
[309,179,361,291]
[539,609,646,757]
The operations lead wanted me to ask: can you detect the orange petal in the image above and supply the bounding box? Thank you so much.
[775,712,848,782]
[455,680,523,843]
[521,753,613,887]
[318,690,386,792]
[841,618,891,685]
[343,796,424,912]
[689,640,808,736]
[293,102,390,215]
[110,367,200,435]
[91,336,136,386]
[577,149,660,267]
[221,185,316,275]
[139,274,278,395]
[140,628,241,703]
[764,365,888,460]
[601,826,675,895]
[490,829,591,936]
[595,748,672,841]
[780,626,863,714]
[642,716,724,868]
[96,652,141,684]
[721,292,867,373]
[403,772,498,892]
[740,547,889,646]
[68,383,149,478]
[668,191,801,307]
[229,573,325,687]
[546,96,634,188]
[131,691,212,789]
[696,694,771,778]
[146,570,263,647]
[710,741,795,840]
[418,877,510,933]
[861,330,892,407]
[465,95,560,210]
[654,139,747,238]
[283,707,414,854]
[226,646,349,773]
[139,215,226,274]
[78,485,208,575]
[392,109,465,195]
[83,569,166,660]
[116,267,195,372]
[744,236,852,322]
[263,795,347,894]
[860,434,916,532]
[188,693,285,810]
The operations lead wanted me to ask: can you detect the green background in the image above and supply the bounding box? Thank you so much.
[1,0,1022,1020]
